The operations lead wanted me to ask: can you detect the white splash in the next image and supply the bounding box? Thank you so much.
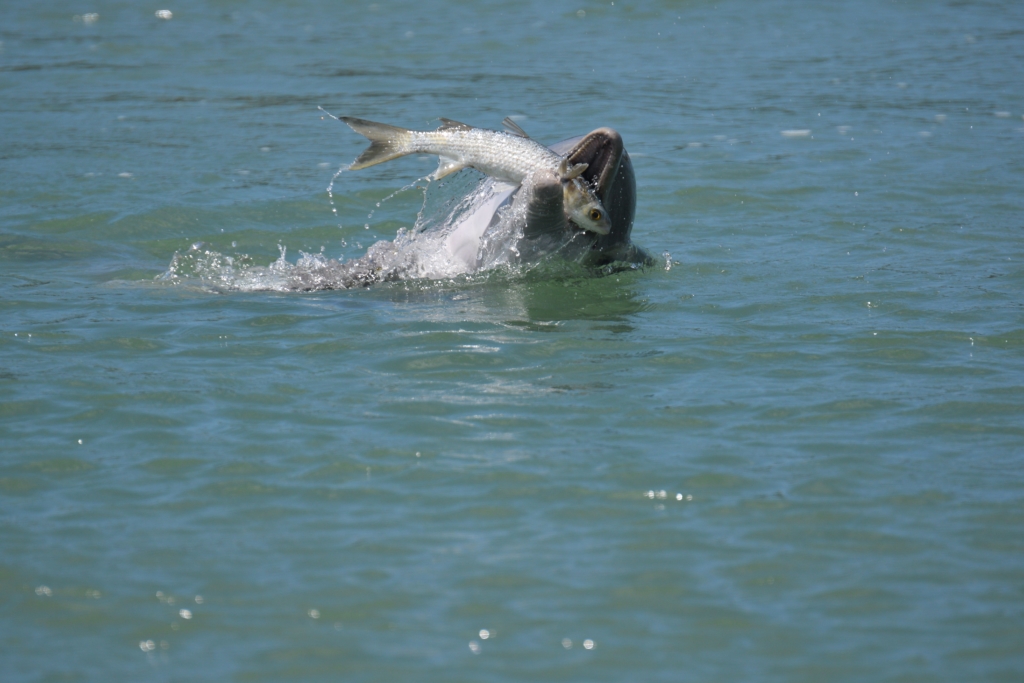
[159,170,593,292]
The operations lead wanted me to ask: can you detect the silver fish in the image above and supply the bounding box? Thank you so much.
[340,116,612,235]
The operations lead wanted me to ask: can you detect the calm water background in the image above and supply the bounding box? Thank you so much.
[3,0,1024,680]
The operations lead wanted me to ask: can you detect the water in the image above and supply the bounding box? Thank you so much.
[3,1,1023,680]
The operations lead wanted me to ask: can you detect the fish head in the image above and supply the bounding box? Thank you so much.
[562,177,612,235]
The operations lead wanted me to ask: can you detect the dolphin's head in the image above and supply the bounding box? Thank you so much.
[458,126,646,271]
[551,128,636,255]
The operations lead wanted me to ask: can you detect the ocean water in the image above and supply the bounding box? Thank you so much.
[3,0,1024,680]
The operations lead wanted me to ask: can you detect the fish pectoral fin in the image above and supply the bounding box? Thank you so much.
[501,117,530,138]
[432,156,467,180]
[562,162,589,181]
[437,118,474,132]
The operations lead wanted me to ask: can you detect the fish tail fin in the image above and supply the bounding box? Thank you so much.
[341,117,414,170]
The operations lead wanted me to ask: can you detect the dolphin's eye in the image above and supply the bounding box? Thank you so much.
[589,209,602,222]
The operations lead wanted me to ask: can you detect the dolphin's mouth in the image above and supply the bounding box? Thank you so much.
[556,127,635,249]
[565,127,624,201]
[559,128,625,236]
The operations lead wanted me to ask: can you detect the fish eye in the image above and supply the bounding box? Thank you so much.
[589,209,602,221]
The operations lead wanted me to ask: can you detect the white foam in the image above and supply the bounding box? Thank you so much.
[159,168,607,293]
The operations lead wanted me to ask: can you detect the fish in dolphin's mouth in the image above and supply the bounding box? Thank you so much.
[338,115,612,236]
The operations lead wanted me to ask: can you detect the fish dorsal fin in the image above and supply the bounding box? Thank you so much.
[437,118,474,132]
[501,117,530,138]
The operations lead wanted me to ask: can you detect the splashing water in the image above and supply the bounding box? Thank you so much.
[320,107,349,229]
[159,161,624,293]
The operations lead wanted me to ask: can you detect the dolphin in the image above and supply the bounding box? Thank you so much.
[250,122,651,291]
[441,122,651,272]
